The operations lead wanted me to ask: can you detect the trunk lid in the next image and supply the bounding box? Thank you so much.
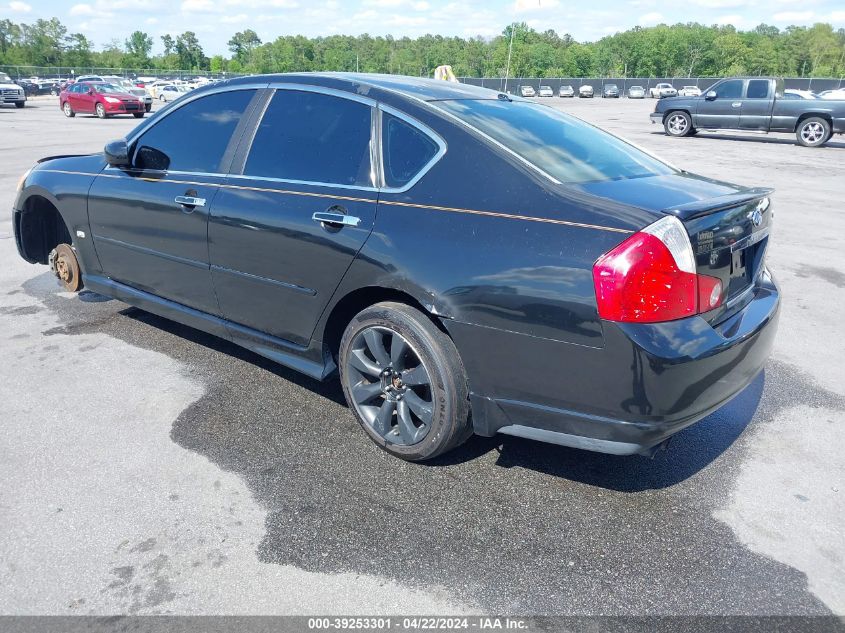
[576,172,773,323]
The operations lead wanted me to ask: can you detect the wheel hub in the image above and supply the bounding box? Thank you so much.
[380,368,406,400]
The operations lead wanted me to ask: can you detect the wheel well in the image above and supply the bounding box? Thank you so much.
[322,287,448,361]
[19,196,72,265]
[663,109,689,121]
[795,112,832,131]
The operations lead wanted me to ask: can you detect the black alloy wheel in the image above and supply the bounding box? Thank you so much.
[339,302,471,461]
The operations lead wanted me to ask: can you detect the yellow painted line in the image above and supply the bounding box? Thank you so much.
[39,169,633,234]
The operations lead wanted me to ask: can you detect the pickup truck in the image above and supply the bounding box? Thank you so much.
[650,77,845,147]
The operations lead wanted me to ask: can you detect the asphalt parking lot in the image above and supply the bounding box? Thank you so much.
[1,93,843,616]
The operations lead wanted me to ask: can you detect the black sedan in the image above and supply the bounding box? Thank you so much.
[12,73,780,461]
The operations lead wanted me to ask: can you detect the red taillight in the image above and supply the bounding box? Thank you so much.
[593,216,723,323]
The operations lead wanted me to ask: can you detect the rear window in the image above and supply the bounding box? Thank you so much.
[434,99,675,184]
[382,112,440,188]
[747,79,770,99]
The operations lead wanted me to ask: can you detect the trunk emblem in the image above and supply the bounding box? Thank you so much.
[750,208,763,227]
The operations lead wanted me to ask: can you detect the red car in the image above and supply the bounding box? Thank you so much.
[60,81,145,119]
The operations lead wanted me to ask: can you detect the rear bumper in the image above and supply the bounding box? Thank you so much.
[447,270,780,455]
[650,112,663,124]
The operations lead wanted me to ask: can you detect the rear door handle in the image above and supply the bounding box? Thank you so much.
[175,195,206,207]
[731,102,742,108]
[312,211,360,227]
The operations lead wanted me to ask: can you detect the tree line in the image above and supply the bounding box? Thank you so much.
[1,17,844,78]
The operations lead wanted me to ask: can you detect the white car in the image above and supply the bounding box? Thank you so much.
[158,84,190,102]
[783,89,818,100]
[0,71,26,108]
[678,86,701,97]
[579,84,594,98]
[818,88,845,100]
[649,83,678,98]
[538,85,553,97]
[519,85,536,97]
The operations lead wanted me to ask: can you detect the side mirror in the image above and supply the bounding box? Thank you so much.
[104,139,130,168]
[705,90,717,100]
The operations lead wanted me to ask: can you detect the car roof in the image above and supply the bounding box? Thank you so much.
[226,72,505,101]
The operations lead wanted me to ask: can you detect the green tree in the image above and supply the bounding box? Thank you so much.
[124,30,152,68]
[227,29,261,64]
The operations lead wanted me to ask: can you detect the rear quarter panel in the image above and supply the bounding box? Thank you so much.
[320,99,656,350]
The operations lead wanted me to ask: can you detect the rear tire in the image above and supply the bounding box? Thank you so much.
[796,117,831,147]
[15,101,24,108]
[339,301,471,461]
[145,103,152,112]
[664,111,693,137]
[133,112,144,118]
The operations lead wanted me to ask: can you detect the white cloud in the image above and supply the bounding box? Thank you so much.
[638,11,664,24]
[8,0,31,11]
[145,16,158,24]
[413,1,430,9]
[515,0,560,11]
[69,3,94,15]
[220,12,249,22]
[690,0,750,7]
[828,10,845,22]
[181,0,217,11]
[714,14,748,26]
[772,10,814,21]
[363,0,405,6]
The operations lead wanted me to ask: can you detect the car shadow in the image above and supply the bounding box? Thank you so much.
[652,130,845,149]
[432,371,765,491]
[120,306,348,407]
[120,304,763,491]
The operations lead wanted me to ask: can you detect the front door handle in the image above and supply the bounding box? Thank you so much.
[731,102,742,108]
[312,211,361,227]
[175,195,206,207]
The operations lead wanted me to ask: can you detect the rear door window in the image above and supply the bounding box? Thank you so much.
[746,80,770,99]
[133,89,255,173]
[382,112,440,189]
[244,89,373,187]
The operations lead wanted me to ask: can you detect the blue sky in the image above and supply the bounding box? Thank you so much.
[4,0,845,56]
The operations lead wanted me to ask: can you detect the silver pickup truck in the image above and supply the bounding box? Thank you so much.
[650,77,845,147]
[0,71,26,108]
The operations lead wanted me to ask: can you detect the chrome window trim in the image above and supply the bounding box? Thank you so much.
[377,87,562,185]
[378,103,447,194]
[264,82,377,107]
[118,80,444,194]
[226,173,380,194]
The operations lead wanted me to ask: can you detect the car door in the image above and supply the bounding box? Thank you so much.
[87,87,260,314]
[695,79,743,128]
[739,79,774,130]
[70,84,89,112]
[208,86,378,347]
[80,84,99,113]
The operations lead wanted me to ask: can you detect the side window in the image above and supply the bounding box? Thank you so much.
[715,80,743,99]
[244,90,372,186]
[134,89,255,173]
[382,112,440,189]
[747,80,770,99]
